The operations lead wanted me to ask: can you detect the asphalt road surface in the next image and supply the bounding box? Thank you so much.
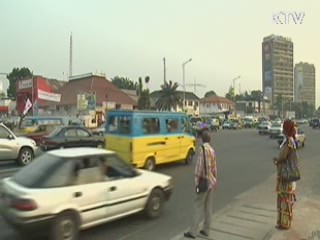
[0,125,316,240]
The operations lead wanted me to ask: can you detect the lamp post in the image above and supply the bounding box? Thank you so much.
[182,58,192,112]
[232,75,241,116]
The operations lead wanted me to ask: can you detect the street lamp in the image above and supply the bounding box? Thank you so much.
[232,75,241,116]
[182,58,192,111]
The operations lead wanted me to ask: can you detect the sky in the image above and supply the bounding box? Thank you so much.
[1,0,320,106]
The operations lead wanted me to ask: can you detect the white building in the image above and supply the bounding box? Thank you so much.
[199,96,234,116]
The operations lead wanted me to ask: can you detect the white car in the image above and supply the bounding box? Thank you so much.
[269,122,283,138]
[0,148,173,240]
[222,121,231,129]
[0,123,38,166]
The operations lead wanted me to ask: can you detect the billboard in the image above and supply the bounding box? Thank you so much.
[38,89,61,102]
[77,93,96,111]
[18,79,33,90]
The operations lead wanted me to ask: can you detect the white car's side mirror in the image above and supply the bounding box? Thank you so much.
[7,134,14,140]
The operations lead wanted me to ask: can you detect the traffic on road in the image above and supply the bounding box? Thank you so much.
[0,113,317,240]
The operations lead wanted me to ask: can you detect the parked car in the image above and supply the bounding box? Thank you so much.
[0,148,173,239]
[277,128,306,148]
[243,118,254,128]
[257,121,272,135]
[0,123,39,166]
[40,126,105,151]
[311,119,320,129]
[269,122,283,139]
[222,120,231,129]
[229,119,242,129]
[91,124,105,136]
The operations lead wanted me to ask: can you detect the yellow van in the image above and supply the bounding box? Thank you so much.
[105,110,196,170]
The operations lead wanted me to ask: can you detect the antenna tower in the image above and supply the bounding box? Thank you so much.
[69,33,73,79]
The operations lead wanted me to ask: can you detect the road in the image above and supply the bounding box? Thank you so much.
[0,125,317,240]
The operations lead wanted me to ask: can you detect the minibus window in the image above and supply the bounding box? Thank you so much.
[165,119,179,133]
[142,118,160,134]
[107,115,132,135]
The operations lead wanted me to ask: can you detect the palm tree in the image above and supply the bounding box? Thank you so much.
[155,80,182,111]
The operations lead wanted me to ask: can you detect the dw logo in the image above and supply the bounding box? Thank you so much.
[273,11,305,24]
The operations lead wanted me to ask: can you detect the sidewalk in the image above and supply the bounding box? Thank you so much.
[171,174,320,240]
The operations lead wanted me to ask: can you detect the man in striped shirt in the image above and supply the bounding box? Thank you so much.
[184,131,217,239]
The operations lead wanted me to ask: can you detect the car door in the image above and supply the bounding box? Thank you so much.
[69,157,108,225]
[101,154,149,218]
[63,128,79,148]
[0,125,18,160]
[76,128,96,147]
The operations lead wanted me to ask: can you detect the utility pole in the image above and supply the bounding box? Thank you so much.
[163,57,166,84]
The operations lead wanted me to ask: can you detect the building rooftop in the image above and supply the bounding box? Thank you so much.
[263,34,292,42]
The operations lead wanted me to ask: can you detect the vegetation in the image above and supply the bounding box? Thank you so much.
[204,90,217,98]
[7,67,33,99]
[155,80,182,111]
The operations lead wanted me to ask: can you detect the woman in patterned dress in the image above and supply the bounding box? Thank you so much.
[273,119,298,229]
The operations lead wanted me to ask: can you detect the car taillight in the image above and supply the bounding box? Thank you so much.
[11,198,38,211]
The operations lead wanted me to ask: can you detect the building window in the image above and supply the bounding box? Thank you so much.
[56,106,60,111]
[64,106,68,111]
[188,101,193,106]
[194,102,199,107]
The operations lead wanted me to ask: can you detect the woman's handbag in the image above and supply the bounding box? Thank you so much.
[278,147,301,182]
[196,146,208,193]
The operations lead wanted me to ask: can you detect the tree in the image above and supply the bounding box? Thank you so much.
[137,89,151,110]
[111,76,138,90]
[250,90,263,112]
[7,67,32,99]
[225,86,235,101]
[137,77,143,96]
[204,90,217,98]
[0,92,5,99]
[155,80,182,111]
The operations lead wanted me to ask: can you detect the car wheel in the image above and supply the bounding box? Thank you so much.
[50,212,79,240]
[145,188,164,219]
[17,147,33,166]
[97,142,104,148]
[185,149,194,165]
[144,157,156,171]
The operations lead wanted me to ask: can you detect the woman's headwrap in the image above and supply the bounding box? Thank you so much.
[283,119,296,139]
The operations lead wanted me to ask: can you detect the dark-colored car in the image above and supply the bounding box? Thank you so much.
[312,119,320,129]
[40,126,105,151]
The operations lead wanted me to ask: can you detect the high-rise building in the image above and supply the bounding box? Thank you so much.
[262,35,294,105]
[294,62,316,106]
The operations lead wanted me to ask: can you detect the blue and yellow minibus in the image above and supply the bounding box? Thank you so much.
[105,110,196,170]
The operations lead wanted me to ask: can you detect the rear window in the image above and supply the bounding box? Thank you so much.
[12,153,71,188]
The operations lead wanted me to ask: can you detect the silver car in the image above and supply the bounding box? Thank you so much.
[0,148,173,240]
[0,123,38,166]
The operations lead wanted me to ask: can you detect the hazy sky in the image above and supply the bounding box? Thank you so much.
[1,0,319,106]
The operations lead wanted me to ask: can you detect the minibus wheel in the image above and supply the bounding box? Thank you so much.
[144,157,156,171]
